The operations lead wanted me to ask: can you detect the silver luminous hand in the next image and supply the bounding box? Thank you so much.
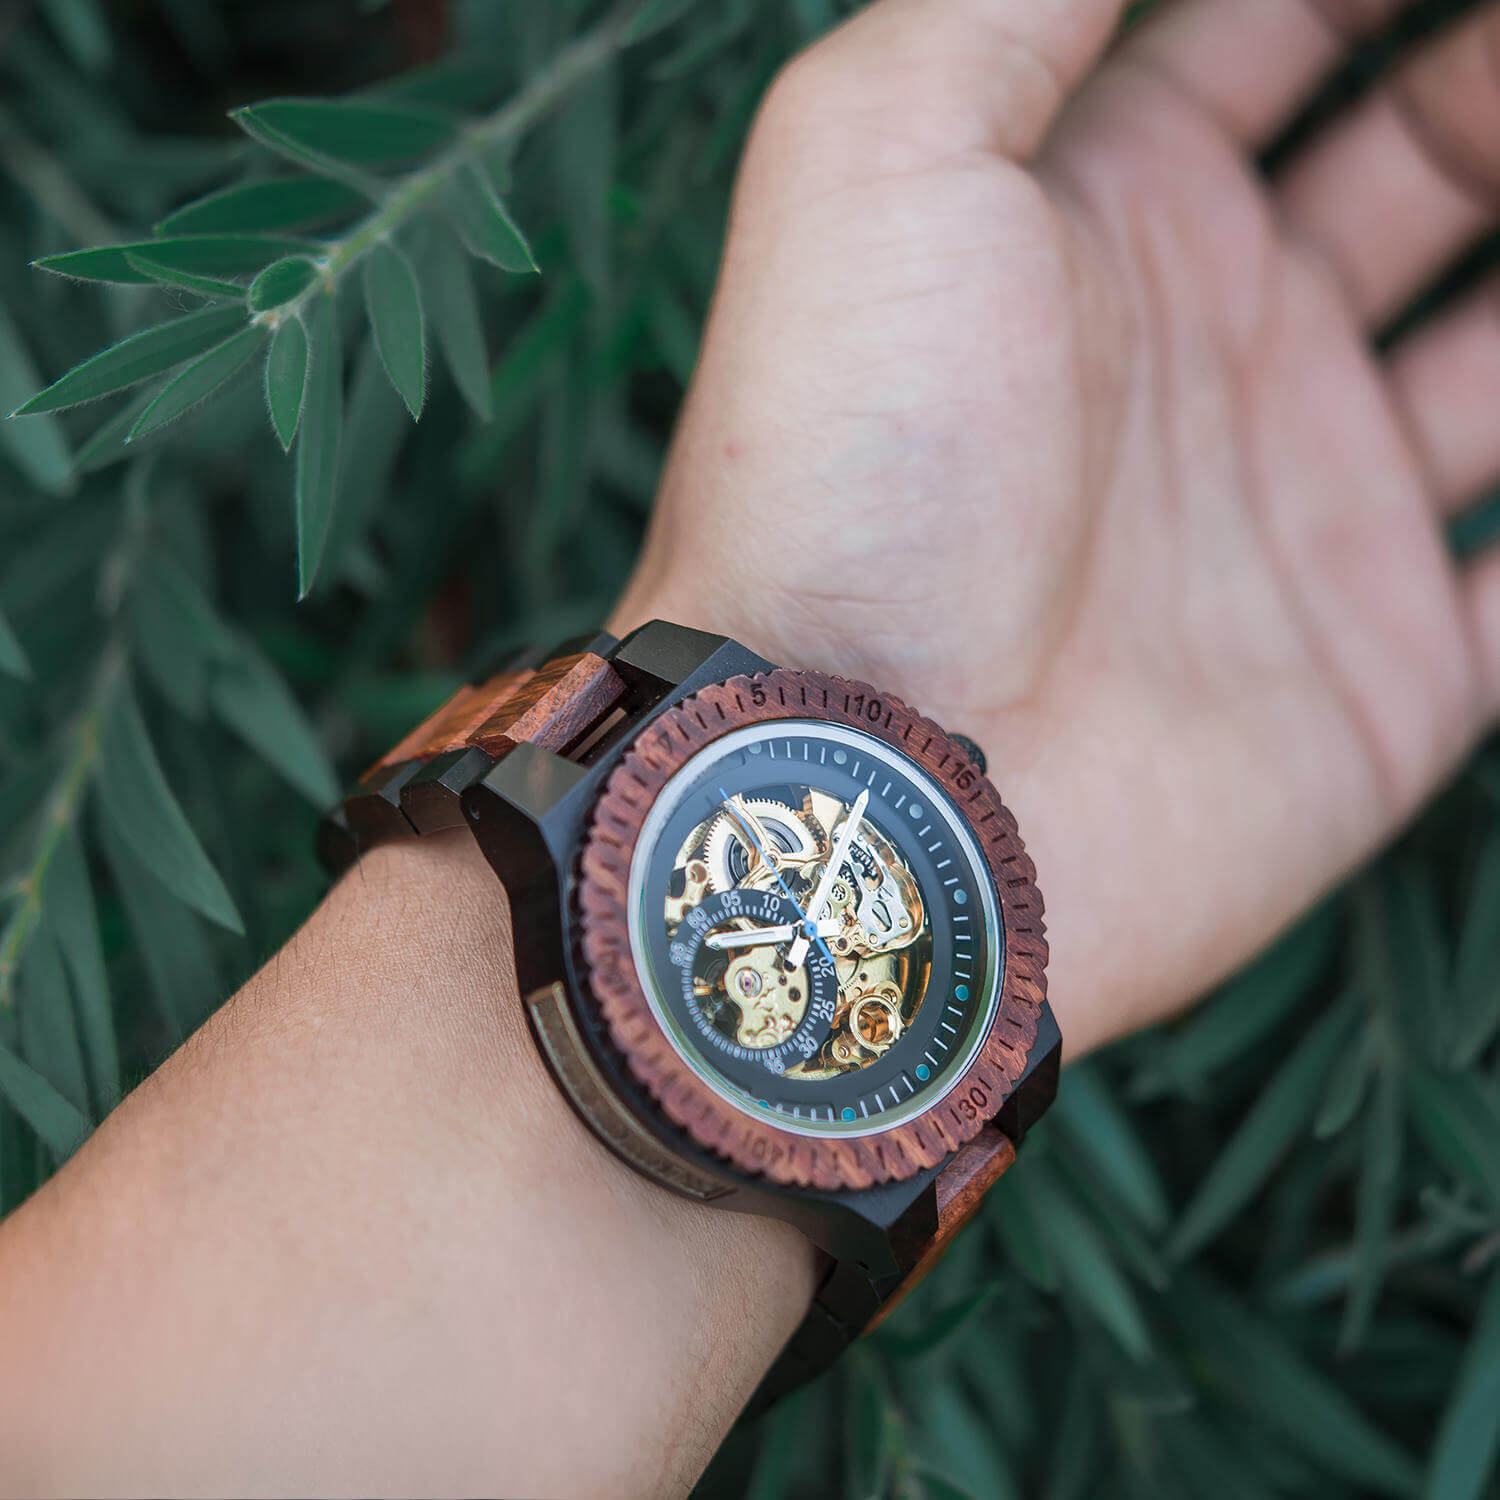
[787,788,869,968]
[722,795,781,871]
[703,919,841,951]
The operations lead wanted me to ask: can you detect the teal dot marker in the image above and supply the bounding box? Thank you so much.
[841,1107,857,1122]
[954,889,968,904]
[955,984,970,1001]
[915,1064,931,1081]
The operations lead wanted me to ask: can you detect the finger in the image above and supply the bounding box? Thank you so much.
[1274,3,1500,327]
[1120,0,1408,149]
[767,0,1133,162]
[1386,275,1500,515]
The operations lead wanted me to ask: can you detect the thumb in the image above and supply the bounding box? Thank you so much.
[771,0,1131,163]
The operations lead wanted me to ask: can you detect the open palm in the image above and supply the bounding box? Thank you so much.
[614,0,1500,1050]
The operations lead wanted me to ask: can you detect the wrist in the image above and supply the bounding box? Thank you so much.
[0,828,817,1498]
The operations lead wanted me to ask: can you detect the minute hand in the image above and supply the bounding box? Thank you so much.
[787,788,869,968]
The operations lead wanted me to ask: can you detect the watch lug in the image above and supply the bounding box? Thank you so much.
[612,619,775,698]
[462,744,593,998]
[721,1166,940,1280]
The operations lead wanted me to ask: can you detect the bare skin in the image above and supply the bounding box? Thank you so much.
[3,0,1500,1495]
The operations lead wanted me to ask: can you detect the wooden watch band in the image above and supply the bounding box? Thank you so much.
[318,638,626,872]
[367,649,626,779]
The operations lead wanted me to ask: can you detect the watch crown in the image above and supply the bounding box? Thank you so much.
[950,732,988,777]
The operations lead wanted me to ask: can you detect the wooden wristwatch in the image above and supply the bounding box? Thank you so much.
[320,621,1060,1407]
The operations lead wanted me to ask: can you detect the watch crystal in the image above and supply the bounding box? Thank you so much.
[627,720,1001,1137]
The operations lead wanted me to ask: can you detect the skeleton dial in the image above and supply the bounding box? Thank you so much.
[626,721,1001,1138]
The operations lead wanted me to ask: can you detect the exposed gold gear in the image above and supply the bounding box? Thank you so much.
[702,798,823,894]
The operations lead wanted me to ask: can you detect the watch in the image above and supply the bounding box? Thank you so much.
[319,621,1059,1408]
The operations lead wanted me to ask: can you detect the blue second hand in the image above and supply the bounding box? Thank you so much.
[717,787,835,966]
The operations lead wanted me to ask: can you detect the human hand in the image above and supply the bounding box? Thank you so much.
[613,0,1500,1052]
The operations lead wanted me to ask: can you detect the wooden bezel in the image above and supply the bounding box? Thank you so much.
[575,669,1048,1192]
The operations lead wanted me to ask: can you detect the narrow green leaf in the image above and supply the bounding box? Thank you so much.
[157,176,365,236]
[1177,1279,1422,1496]
[74,391,155,474]
[1053,1061,1170,1231]
[34,235,318,285]
[40,0,111,74]
[0,1038,90,1160]
[1130,900,1340,1101]
[295,293,343,597]
[1451,826,1500,1066]
[914,1472,982,1500]
[128,553,239,718]
[1424,1268,1500,1500]
[1356,863,1449,1062]
[0,301,71,494]
[1314,1021,1377,1139]
[844,1356,896,1500]
[315,332,405,582]
[247,256,319,313]
[12,306,246,415]
[0,610,30,680]
[45,828,119,1113]
[1155,1416,1282,1500]
[907,1377,1019,1500]
[1167,995,1355,1262]
[421,228,491,421]
[363,241,425,418]
[124,252,245,300]
[989,1163,1057,1290]
[455,278,589,486]
[19,924,89,1118]
[443,163,538,273]
[880,1283,1000,1361]
[232,98,454,169]
[209,637,338,808]
[1339,1062,1404,1353]
[650,7,752,79]
[624,0,698,42]
[127,325,266,442]
[97,817,216,1042]
[1407,1066,1500,1213]
[1050,1135,1171,1291]
[97,683,243,934]
[1032,1169,1152,1361]
[265,316,309,450]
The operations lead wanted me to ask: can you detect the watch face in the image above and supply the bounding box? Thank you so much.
[626,720,1002,1137]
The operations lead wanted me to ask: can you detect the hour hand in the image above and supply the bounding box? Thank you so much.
[721,795,780,870]
[704,919,840,951]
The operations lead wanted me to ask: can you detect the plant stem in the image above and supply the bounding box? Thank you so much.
[262,3,636,327]
[0,642,124,1008]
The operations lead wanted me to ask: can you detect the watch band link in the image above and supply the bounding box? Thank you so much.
[747,1124,1016,1414]
[318,635,624,873]
[321,632,1032,1411]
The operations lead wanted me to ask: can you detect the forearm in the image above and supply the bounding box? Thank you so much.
[0,832,815,1499]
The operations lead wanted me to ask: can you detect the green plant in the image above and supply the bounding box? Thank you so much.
[1,3,1498,1498]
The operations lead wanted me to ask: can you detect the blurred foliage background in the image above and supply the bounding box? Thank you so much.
[1,1,1499,1497]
